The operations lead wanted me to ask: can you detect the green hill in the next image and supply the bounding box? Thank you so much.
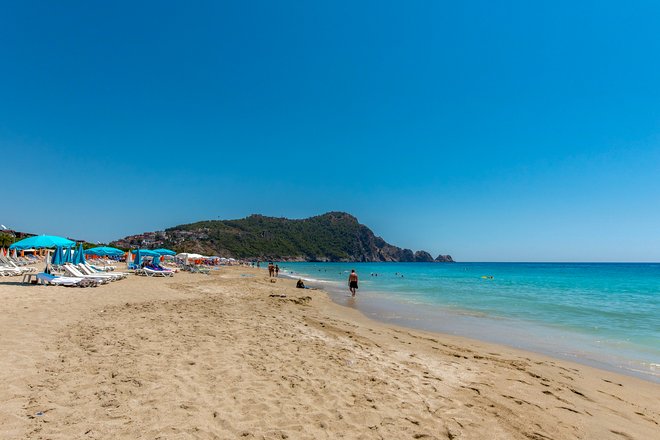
[111,212,453,262]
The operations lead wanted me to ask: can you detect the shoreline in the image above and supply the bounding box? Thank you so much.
[1,266,658,438]
[279,263,660,384]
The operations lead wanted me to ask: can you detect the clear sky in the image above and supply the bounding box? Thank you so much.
[2,1,659,262]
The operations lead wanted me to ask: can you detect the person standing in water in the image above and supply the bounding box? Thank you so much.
[348,269,359,297]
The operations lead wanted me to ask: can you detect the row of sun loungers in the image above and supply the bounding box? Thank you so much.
[30,263,130,287]
[5,257,178,286]
[0,255,37,276]
[60,263,128,284]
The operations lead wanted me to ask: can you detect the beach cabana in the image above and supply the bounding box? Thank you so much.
[132,249,160,268]
[9,235,75,250]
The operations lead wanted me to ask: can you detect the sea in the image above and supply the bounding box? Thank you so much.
[276,262,660,383]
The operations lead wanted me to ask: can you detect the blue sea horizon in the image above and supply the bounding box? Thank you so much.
[277,262,660,383]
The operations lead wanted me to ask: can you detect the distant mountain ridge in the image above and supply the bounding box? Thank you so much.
[111,212,454,263]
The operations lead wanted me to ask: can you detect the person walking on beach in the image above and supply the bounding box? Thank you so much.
[348,269,358,297]
[268,262,274,277]
[275,264,279,277]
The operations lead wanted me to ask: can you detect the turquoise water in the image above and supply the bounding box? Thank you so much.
[278,262,660,382]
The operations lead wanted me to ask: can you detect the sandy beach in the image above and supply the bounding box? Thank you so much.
[1,266,658,439]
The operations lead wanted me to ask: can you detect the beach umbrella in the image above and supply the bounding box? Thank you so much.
[72,243,86,265]
[9,235,75,250]
[130,249,161,257]
[153,248,176,256]
[126,250,133,264]
[44,249,51,273]
[134,249,142,267]
[62,247,70,264]
[51,246,63,265]
[84,246,125,257]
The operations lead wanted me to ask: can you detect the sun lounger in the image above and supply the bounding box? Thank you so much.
[190,266,210,274]
[0,266,22,276]
[143,267,174,277]
[79,263,127,280]
[62,264,111,284]
[0,256,35,274]
[36,273,97,287]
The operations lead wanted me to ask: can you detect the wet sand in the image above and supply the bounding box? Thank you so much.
[0,266,658,439]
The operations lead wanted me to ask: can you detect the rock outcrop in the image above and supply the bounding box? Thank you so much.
[435,254,454,263]
[414,251,435,262]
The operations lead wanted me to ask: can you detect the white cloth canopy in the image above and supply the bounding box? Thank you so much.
[176,253,207,262]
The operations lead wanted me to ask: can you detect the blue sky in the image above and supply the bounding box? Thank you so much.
[2,1,659,261]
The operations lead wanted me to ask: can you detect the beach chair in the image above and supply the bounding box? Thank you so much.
[36,273,97,287]
[190,265,210,275]
[1,256,35,274]
[79,263,127,280]
[0,265,22,276]
[91,264,115,272]
[143,267,174,277]
[62,264,111,284]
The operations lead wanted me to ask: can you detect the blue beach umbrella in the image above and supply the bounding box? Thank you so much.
[72,243,86,265]
[51,246,64,265]
[134,249,142,267]
[84,246,124,257]
[10,235,75,250]
[153,248,176,256]
[62,247,71,264]
[130,249,161,257]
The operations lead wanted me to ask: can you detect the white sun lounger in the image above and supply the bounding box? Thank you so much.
[0,266,22,276]
[0,256,34,273]
[36,273,96,287]
[92,263,116,271]
[63,264,111,284]
[143,267,174,277]
[79,263,127,280]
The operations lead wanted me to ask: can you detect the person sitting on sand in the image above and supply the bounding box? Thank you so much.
[296,279,305,289]
[348,269,358,297]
